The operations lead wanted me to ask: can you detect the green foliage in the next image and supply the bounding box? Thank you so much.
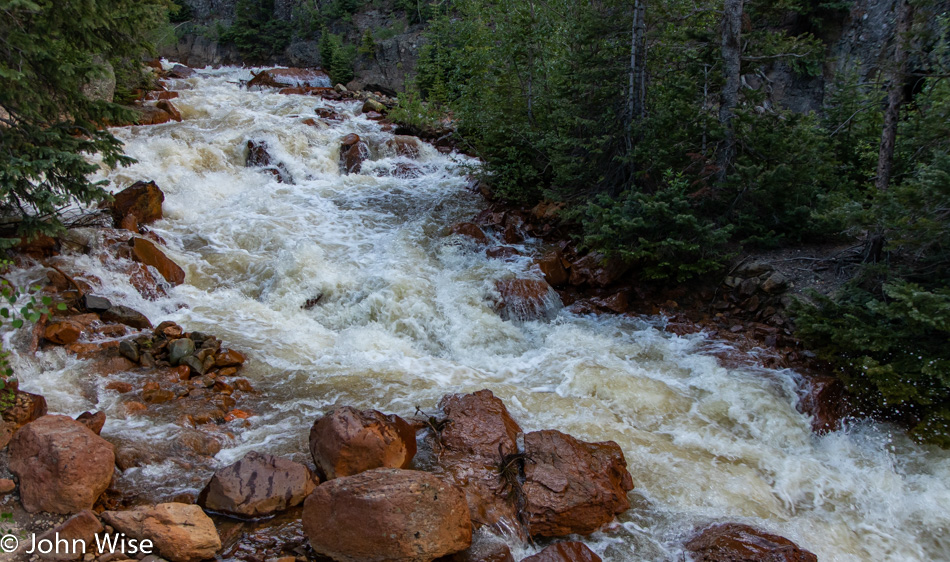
[577,172,734,281]
[319,29,356,85]
[0,0,170,240]
[796,280,950,445]
[388,86,444,131]
[220,0,293,62]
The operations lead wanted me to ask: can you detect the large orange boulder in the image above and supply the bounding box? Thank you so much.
[536,251,569,287]
[568,252,630,288]
[302,468,472,562]
[102,503,221,562]
[247,68,330,89]
[44,320,83,345]
[9,415,115,514]
[495,279,557,321]
[309,406,417,480]
[451,222,489,244]
[197,451,318,519]
[111,180,164,230]
[522,430,634,537]
[684,523,817,562]
[434,390,524,532]
[131,237,186,285]
[341,137,369,174]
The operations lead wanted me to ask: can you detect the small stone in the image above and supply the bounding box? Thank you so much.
[107,382,134,393]
[0,478,15,494]
[83,295,113,312]
[214,349,246,367]
[168,338,196,366]
[101,305,152,330]
[45,320,83,345]
[76,411,106,435]
[119,340,140,363]
[182,355,207,376]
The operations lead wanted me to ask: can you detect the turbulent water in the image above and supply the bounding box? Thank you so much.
[7,67,950,561]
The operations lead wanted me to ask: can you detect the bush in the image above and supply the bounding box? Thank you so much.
[577,171,734,281]
[220,0,293,62]
[319,30,356,85]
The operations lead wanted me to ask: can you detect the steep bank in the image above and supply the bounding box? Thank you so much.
[2,66,950,561]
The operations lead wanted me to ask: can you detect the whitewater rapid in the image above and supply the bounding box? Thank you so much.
[8,66,950,561]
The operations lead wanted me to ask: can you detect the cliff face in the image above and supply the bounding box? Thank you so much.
[161,0,931,102]
[161,0,425,93]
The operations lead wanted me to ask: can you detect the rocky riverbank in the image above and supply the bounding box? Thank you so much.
[0,62,827,562]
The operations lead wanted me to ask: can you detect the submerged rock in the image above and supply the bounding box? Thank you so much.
[309,406,417,480]
[131,237,186,285]
[10,415,115,514]
[684,523,817,562]
[521,542,602,562]
[198,451,319,519]
[522,430,634,537]
[102,503,221,562]
[303,468,472,562]
[495,279,558,321]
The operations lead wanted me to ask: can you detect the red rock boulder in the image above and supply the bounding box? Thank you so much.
[495,279,558,321]
[198,451,318,519]
[302,468,472,562]
[452,222,489,244]
[684,523,817,562]
[341,137,369,174]
[434,390,524,531]
[102,503,221,562]
[131,237,186,285]
[309,406,417,480]
[9,415,115,513]
[568,252,630,288]
[521,542,602,562]
[111,180,164,230]
[522,430,633,537]
[156,99,182,122]
[247,68,330,89]
[29,510,104,561]
[44,320,83,345]
[536,251,569,287]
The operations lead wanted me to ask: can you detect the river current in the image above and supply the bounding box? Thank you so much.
[7,67,950,561]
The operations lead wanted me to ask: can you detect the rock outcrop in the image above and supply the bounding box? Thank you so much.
[9,415,115,514]
[198,451,318,518]
[303,468,472,562]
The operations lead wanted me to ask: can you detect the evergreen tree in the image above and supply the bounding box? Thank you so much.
[0,0,170,242]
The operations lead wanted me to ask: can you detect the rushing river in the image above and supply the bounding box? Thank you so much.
[8,66,950,561]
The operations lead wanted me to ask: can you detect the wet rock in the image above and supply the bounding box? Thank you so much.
[435,390,523,531]
[452,222,489,244]
[156,99,182,122]
[798,375,849,434]
[198,451,319,519]
[388,135,421,158]
[589,292,629,314]
[521,542,602,562]
[15,233,61,258]
[111,181,164,230]
[143,387,175,404]
[247,68,330,89]
[495,279,557,321]
[102,503,222,562]
[362,98,387,114]
[44,320,83,345]
[568,253,630,288]
[214,349,246,367]
[32,510,104,561]
[486,247,521,260]
[83,294,113,312]
[168,338,196,366]
[10,415,115,514]
[101,305,152,330]
[341,138,369,174]
[107,381,134,393]
[131,237,186,285]
[246,140,293,183]
[308,406,417,480]
[76,411,106,435]
[437,538,514,562]
[684,523,817,562]
[522,430,634,537]
[303,468,472,562]
[2,390,48,427]
[136,105,173,126]
[166,64,195,79]
[536,251,569,287]
[146,90,180,101]
[119,339,140,363]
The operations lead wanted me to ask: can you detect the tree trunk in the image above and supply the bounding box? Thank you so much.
[627,0,646,125]
[716,0,743,184]
[875,0,913,193]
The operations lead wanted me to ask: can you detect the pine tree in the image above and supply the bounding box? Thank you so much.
[0,0,170,242]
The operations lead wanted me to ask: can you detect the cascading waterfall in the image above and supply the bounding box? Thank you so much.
[7,66,950,561]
